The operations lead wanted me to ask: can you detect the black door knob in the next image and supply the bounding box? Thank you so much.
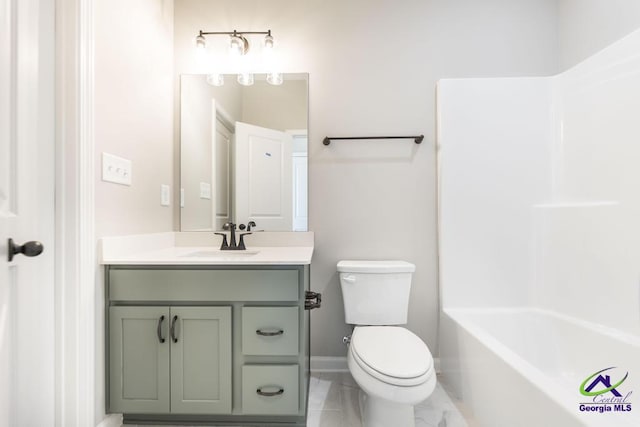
[8,239,44,262]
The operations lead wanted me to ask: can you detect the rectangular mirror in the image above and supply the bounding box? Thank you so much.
[180,73,308,232]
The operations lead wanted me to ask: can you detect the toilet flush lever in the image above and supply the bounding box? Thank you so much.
[342,275,356,283]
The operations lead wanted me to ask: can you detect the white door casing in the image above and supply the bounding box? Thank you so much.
[0,0,55,425]
[292,154,308,232]
[288,130,308,232]
[212,102,232,230]
[234,122,293,231]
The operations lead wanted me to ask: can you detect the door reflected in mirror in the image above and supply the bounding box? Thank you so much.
[180,73,308,232]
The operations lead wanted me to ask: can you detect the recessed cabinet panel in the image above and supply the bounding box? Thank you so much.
[109,306,170,413]
[242,365,299,415]
[242,307,299,355]
[171,307,232,414]
[109,269,298,301]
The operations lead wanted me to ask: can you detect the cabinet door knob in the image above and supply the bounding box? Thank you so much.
[256,387,284,397]
[170,315,179,343]
[7,238,44,262]
[157,315,166,343]
[256,328,284,337]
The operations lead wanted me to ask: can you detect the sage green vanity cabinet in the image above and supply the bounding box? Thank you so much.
[106,265,311,426]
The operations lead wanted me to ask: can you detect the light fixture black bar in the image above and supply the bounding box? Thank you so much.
[322,135,424,146]
[199,30,271,36]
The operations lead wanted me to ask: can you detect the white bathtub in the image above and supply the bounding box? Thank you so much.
[439,308,640,427]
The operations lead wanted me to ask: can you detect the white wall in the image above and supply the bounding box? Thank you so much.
[180,75,217,230]
[174,0,558,357]
[557,0,640,70]
[95,0,174,238]
[242,80,307,131]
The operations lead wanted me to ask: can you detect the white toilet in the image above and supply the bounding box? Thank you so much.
[338,260,436,427]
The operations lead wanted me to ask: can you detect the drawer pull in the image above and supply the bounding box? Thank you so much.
[157,315,165,343]
[256,328,284,337]
[256,387,284,397]
[170,315,178,343]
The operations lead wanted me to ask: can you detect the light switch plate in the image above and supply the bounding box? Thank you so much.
[161,184,170,206]
[199,182,211,199]
[102,153,132,186]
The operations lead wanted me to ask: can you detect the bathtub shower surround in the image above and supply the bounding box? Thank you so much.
[438,29,640,427]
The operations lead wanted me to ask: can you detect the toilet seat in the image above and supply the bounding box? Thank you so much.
[350,326,433,387]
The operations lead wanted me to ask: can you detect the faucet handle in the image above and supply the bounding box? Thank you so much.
[223,222,236,231]
[247,221,256,231]
[237,232,252,250]
[214,232,229,249]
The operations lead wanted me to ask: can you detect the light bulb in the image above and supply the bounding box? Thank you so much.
[195,34,206,50]
[237,73,254,86]
[229,34,248,56]
[264,34,274,51]
[206,74,224,86]
[266,72,283,86]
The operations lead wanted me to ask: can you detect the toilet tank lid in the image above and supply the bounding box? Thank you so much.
[337,260,415,273]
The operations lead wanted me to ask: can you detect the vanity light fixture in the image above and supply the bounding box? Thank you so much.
[195,29,282,86]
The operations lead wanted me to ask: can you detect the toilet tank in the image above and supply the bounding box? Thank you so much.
[337,260,416,325]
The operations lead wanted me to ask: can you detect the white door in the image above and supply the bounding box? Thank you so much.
[234,122,293,231]
[0,0,55,425]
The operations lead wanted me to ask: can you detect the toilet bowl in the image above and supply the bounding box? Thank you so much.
[348,326,436,427]
[337,260,436,427]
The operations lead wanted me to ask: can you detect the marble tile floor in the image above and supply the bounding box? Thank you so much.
[123,372,470,427]
[307,372,469,427]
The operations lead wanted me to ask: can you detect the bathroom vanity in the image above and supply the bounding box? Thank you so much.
[101,232,315,426]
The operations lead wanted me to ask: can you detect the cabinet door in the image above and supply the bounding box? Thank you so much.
[109,306,170,413]
[170,306,232,414]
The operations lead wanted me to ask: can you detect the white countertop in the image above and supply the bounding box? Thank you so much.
[99,232,314,265]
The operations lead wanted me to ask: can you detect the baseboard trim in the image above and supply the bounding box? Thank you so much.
[310,356,348,372]
[310,356,442,374]
[434,357,441,374]
[97,414,123,427]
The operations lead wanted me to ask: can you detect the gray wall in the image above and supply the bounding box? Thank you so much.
[558,0,640,70]
[95,0,174,238]
[174,0,559,357]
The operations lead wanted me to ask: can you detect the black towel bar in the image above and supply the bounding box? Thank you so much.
[322,135,424,145]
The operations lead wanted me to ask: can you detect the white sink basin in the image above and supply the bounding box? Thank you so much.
[182,249,260,258]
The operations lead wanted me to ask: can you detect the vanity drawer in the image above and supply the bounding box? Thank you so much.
[242,307,299,355]
[241,365,299,415]
[109,269,299,302]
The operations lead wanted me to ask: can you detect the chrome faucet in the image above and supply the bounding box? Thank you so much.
[215,222,252,250]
